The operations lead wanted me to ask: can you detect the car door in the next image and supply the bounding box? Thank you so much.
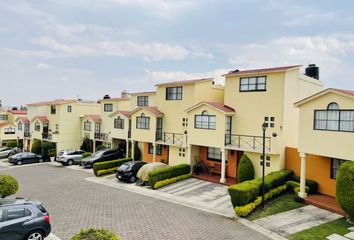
[74,151,85,163]
[26,153,37,163]
[0,207,29,240]
[20,153,31,163]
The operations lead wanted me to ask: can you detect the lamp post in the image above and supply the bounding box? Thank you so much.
[261,122,267,209]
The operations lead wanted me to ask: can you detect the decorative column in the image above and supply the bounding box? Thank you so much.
[187,144,193,166]
[220,148,226,184]
[298,152,307,198]
[126,139,129,158]
[93,140,96,153]
[152,143,157,162]
[131,140,135,161]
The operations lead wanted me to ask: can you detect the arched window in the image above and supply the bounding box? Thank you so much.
[195,110,216,130]
[114,116,124,129]
[137,113,150,129]
[327,102,339,110]
[202,110,209,115]
[34,121,41,131]
[84,119,91,131]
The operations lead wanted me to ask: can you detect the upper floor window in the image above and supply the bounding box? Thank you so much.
[104,103,113,112]
[18,122,23,131]
[51,105,56,114]
[4,127,15,134]
[67,105,72,113]
[84,120,91,131]
[240,76,267,92]
[114,116,124,129]
[95,123,101,133]
[166,86,183,100]
[195,110,216,130]
[34,121,40,131]
[137,96,149,106]
[314,102,354,132]
[24,123,30,132]
[330,158,347,179]
[0,114,8,121]
[136,113,150,129]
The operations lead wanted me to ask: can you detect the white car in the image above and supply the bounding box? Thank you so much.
[0,147,17,159]
[56,149,86,166]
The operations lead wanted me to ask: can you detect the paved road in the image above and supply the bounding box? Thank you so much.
[1,164,269,240]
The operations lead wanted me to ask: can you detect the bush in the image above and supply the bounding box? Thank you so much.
[82,152,92,159]
[262,169,294,192]
[71,228,119,240]
[148,164,191,189]
[0,175,19,198]
[291,175,318,194]
[48,149,57,157]
[154,173,192,189]
[96,144,107,152]
[6,141,17,148]
[31,140,42,154]
[286,181,309,194]
[336,161,354,221]
[41,141,56,159]
[237,155,255,183]
[96,167,119,177]
[93,158,132,176]
[133,142,141,161]
[228,181,260,207]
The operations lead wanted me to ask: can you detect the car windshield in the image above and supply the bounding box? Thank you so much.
[0,147,10,152]
[36,203,47,213]
[119,164,130,171]
[92,150,104,157]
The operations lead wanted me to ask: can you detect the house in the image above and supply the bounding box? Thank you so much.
[0,109,27,147]
[287,88,354,198]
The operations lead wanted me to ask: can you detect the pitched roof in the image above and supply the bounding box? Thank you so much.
[223,65,302,77]
[131,106,164,117]
[185,101,235,115]
[27,99,76,106]
[155,78,213,87]
[333,88,354,96]
[82,114,101,122]
[99,97,130,102]
[15,117,30,123]
[31,116,49,123]
[0,122,13,128]
[130,91,156,96]
[294,88,354,107]
[109,110,132,118]
[8,110,27,115]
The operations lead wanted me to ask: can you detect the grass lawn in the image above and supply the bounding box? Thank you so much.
[288,218,353,240]
[247,193,306,221]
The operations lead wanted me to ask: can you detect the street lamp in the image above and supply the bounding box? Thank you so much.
[261,122,267,209]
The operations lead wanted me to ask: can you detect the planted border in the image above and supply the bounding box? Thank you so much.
[148,164,191,189]
[93,158,132,176]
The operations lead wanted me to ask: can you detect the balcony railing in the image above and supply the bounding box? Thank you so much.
[156,132,184,146]
[42,132,52,140]
[225,134,271,152]
[94,132,109,141]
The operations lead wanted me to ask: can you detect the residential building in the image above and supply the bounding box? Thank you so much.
[286,88,354,198]
[0,109,27,147]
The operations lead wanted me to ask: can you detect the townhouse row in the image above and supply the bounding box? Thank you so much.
[2,64,353,199]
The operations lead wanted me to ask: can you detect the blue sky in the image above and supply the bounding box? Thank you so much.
[1,0,354,106]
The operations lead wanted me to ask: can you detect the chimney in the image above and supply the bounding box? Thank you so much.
[103,94,111,100]
[121,90,129,98]
[305,64,319,80]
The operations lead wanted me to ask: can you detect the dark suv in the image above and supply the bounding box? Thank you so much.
[0,198,51,240]
[81,148,124,168]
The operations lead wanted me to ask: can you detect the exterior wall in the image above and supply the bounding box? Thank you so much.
[0,123,17,144]
[298,92,354,160]
[0,110,8,124]
[142,142,169,163]
[244,151,281,178]
[168,146,189,166]
[110,113,130,140]
[130,93,156,109]
[285,147,336,196]
[131,109,156,143]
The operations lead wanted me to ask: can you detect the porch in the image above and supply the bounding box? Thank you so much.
[193,172,237,186]
[305,194,345,216]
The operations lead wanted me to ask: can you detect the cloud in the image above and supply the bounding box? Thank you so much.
[37,63,51,69]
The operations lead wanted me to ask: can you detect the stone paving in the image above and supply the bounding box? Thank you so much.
[1,163,269,240]
[327,226,354,240]
[253,205,342,237]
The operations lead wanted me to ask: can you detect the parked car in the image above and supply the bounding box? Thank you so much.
[8,152,44,165]
[116,161,147,183]
[56,149,86,166]
[81,148,124,168]
[0,198,51,240]
[0,147,19,159]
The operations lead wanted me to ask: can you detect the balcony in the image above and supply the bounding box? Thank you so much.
[94,132,109,141]
[42,132,52,140]
[156,132,185,146]
[225,134,271,152]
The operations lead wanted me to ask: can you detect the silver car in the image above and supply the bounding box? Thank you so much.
[56,149,86,166]
[0,147,17,159]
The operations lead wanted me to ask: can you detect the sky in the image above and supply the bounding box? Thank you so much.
[1,0,354,106]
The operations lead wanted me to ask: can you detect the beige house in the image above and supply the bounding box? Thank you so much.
[0,109,27,147]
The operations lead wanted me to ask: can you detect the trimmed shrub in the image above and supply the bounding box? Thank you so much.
[291,175,318,194]
[286,181,309,194]
[336,161,354,221]
[133,142,141,161]
[228,181,260,207]
[41,141,56,160]
[82,152,92,159]
[71,228,119,240]
[154,173,192,189]
[0,175,19,198]
[237,155,255,183]
[96,144,107,152]
[48,149,57,157]
[31,140,42,154]
[96,167,119,177]
[262,169,294,192]
[93,158,132,176]
[6,141,17,148]
[148,164,191,189]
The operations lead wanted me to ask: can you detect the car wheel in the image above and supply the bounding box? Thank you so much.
[27,230,44,240]
[130,176,137,183]
[38,158,44,163]
[17,160,22,165]
[67,159,74,166]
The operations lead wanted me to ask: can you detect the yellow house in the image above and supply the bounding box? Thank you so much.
[286,88,354,198]
[0,109,28,147]
[26,99,100,153]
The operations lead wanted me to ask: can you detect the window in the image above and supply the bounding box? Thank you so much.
[95,123,101,133]
[50,105,56,114]
[207,147,227,162]
[148,143,162,155]
[4,127,15,134]
[18,122,23,131]
[24,123,30,132]
[67,105,72,112]
[179,148,186,157]
[225,116,232,144]
[195,111,216,130]
[84,120,91,131]
[137,96,149,106]
[104,103,113,112]
[182,118,188,127]
[166,86,183,100]
[264,116,275,128]
[314,102,354,132]
[331,158,347,179]
[6,208,26,221]
[136,113,150,129]
[240,76,267,92]
[114,116,124,129]
[35,121,40,131]
[0,114,8,121]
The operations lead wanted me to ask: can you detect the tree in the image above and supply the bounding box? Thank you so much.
[336,161,354,223]
[41,141,55,159]
[0,175,19,198]
[6,140,17,148]
[237,154,255,183]
[133,142,141,161]
[31,140,42,154]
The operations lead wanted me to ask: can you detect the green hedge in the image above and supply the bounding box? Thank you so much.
[237,155,255,183]
[336,161,354,221]
[71,228,119,240]
[148,164,191,189]
[228,169,294,207]
[93,158,132,176]
[291,175,318,194]
[6,141,17,148]
[0,175,19,198]
[96,167,119,177]
[82,152,92,159]
[154,173,192,189]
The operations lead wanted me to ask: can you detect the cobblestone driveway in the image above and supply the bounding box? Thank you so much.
[1,164,269,240]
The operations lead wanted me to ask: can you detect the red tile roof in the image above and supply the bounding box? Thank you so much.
[223,65,302,77]
[205,102,235,113]
[27,99,76,106]
[332,88,354,96]
[31,116,49,123]
[99,97,130,102]
[0,122,12,128]
[155,78,213,87]
[16,117,30,123]
[8,110,27,115]
[83,114,101,122]
[109,110,132,118]
[142,106,164,117]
